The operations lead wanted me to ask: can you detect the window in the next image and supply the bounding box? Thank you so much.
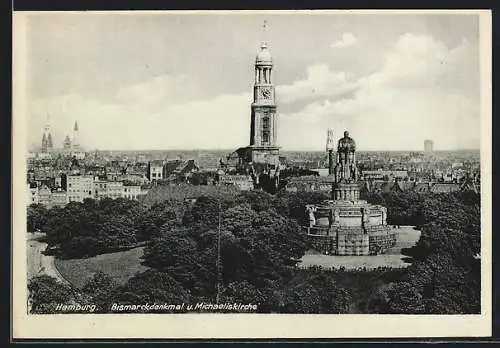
[262,131,270,144]
[262,116,270,129]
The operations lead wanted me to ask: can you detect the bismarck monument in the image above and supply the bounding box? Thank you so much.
[304,131,397,256]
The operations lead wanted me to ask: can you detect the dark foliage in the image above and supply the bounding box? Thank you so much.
[28,187,481,314]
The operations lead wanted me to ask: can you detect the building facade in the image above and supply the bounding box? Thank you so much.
[147,160,164,183]
[66,175,94,203]
[27,184,39,205]
[123,184,141,200]
[106,181,124,199]
[51,189,68,207]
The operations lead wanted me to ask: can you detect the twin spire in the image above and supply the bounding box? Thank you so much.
[40,114,80,152]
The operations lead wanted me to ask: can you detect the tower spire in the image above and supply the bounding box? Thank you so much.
[326,129,335,175]
[42,112,53,152]
[44,112,51,132]
[262,20,268,44]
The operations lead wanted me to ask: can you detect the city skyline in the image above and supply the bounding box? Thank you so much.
[26,12,481,151]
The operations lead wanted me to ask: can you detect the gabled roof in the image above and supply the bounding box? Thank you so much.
[414,182,431,193]
[148,160,164,167]
[38,184,51,193]
[460,180,479,193]
[395,181,415,192]
[430,183,460,193]
[287,175,335,184]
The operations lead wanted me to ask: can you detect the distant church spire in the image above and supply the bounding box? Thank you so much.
[63,134,72,151]
[41,112,53,152]
[326,129,335,175]
[72,120,80,151]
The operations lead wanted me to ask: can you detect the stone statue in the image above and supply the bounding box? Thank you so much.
[350,163,358,181]
[333,130,358,183]
[334,209,340,223]
[338,131,356,152]
[306,205,317,227]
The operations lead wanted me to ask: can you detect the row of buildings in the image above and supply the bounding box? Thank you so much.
[27,153,204,208]
[284,175,480,195]
[27,174,150,208]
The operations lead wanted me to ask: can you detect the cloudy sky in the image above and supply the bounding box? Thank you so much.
[24,11,481,151]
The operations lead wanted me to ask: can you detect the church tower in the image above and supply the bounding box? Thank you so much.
[250,39,278,149]
[41,113,53,152]
[220,22,282,192]
[72,121,80,150]
[63,134,72,151]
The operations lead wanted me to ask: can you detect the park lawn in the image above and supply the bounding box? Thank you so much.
[54,246,148,289]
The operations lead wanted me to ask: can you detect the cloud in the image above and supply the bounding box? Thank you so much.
[278,33,479,151]
[330,32,357,48]
[115,74,206,106]
[276,64,359,104]
[27,32,479,152]
[28,76,252,150]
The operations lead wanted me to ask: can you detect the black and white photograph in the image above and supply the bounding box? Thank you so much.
[12,10,491,339]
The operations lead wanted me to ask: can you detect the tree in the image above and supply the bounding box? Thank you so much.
[279,282,322,314]
[135,201,180,240]
[276,191,329,224]
[118,270,190,312]
[385,281,425,314]
[81,271,120,313]
[27,204,49,232]
[28,275,77,314]
[220,280,276,313]
[142,229,214,294]
[182,195,234,228]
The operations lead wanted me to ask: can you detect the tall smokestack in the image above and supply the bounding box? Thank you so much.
[326,129,334,175]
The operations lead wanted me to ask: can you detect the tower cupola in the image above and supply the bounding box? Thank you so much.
[256,42,273,65]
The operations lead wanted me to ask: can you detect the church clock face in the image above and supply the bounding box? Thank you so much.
[260,88,272,100]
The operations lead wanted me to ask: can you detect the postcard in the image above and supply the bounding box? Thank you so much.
[12,9,492,339]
